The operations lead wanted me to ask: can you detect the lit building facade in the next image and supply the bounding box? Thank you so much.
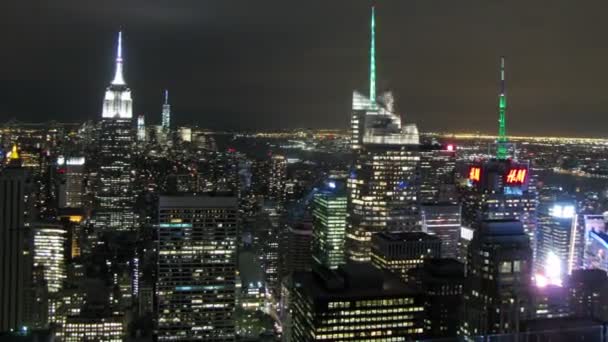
[161,89,171,131]
[63,315,124,342]
[56,156,85,209]
[583,214,607,269]
[0,149,32,332]
[421,203,461,259]
[347,7,420,262]
[370,232,441,281]
[418,143,457,204]
[157,195,238,341]
[312,180,347,270]
[136,115,145,142]
[94,31,136,231]
[291,263,425,341]
[535,201,578,284]
[461,160,537,247]
[461,220,532,338]
[268,154,287,204]
[31,224,66,294]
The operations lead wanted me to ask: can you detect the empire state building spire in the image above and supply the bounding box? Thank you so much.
[102,30,133,119]
[111,31,126,86]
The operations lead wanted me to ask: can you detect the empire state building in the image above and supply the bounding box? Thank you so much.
[102,31,133,119]
[93,31,137,231]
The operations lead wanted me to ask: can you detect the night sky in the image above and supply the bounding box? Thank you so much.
[2,0,608,136]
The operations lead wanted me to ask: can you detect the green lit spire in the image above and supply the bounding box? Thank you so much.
[369,6,376,107]
[496,56,508,159]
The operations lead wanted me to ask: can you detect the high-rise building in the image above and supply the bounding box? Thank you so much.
[161,89,170,131]
[56,156,85,209]
[94,31,136,231]
[268,154,287,204]
[347,7,420,262]
[0,147,33,332]
[101,32,132,120]
[63,315,125,342]
[137,115,146,142]
[461,159,537,248]
[418,143,457,204]
[312,180,347,270]
[583,214,607,269]
[157,195,238,340]
[370,232,441,281]
[461,220,532,337]
[407,258,464,339]
[291,263,425,341]
[421,203,461,259]
[282,222,313,277]
[461,57,537,254]
[31,224,66,294]
[535,201,578,284]
[584,230,608,273]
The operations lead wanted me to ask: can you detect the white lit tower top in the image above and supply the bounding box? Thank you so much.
[161,89,171,130]
[350,6,419,148]
[102,31,133,119]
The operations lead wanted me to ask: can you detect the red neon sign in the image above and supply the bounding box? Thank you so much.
[468,166,481,182]
[505,168,527,185]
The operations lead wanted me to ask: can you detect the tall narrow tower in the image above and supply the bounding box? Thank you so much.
[369,6,376,107]
[496,56,508,160]
[161,89,171,130]
[102,31,133,119]
[96,31,136,231]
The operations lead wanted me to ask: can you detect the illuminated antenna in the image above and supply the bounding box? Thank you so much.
[111,31,126,85]
[496,56,508,159]
[369,6,376,107]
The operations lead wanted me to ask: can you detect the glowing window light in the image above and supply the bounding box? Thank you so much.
[551,204,575,219]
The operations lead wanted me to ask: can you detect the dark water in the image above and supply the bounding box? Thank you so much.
[537,170,608,194]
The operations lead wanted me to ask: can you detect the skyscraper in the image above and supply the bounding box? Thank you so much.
[421,203,461,259]
[312,180,347,270]
[0,147,32,332]
[407,258,464,339]
[31,224,66,294]
[347,6,420,262]
[268,154,287,204]
[370,231,441,281]
[290,263,425,341]
[535,201,578,284]
[56,156,85,209]
[101,32,132,120]
[157,195,238,340]
[461,220,532,337]
[161,89,171,131]
[94,31,136,231]
[418,143,457,204]
[137,115,146,142]
[460,58,537,246]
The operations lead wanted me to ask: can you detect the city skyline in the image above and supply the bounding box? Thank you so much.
[2,1,608,135]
